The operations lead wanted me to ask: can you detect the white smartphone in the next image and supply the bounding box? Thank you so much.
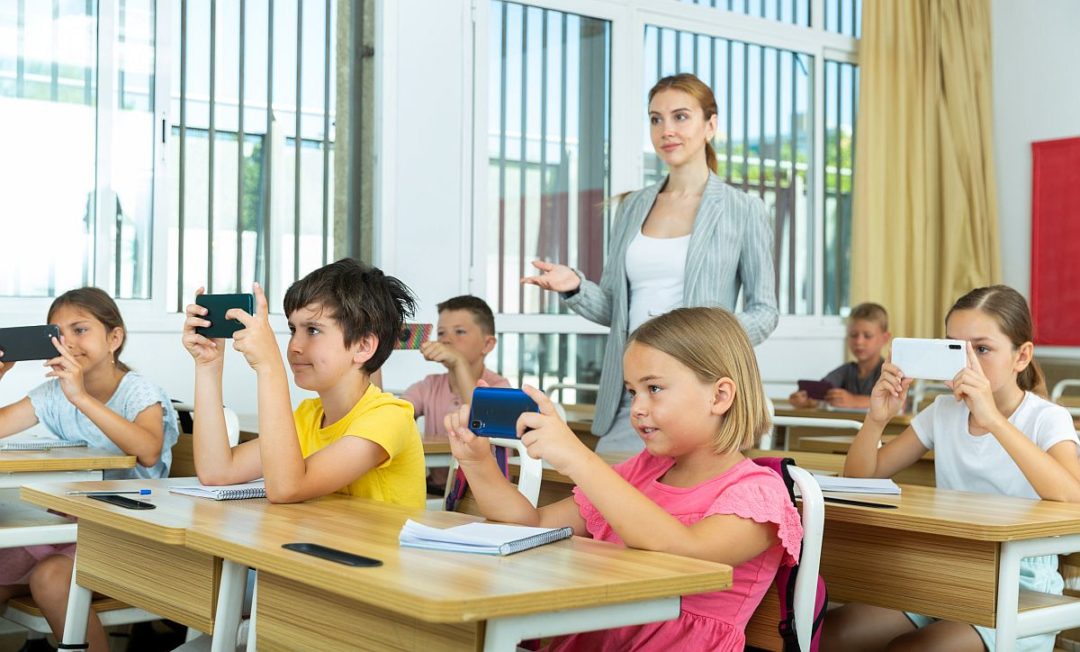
[891,338,967,381]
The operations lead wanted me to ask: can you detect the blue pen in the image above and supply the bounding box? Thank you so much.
[66,489,152,496]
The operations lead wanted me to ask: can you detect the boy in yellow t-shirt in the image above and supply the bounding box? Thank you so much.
[182,258,426,507]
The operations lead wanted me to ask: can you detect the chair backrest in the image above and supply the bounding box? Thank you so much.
[443,438,543,510]
[751,457,826,652]
[544,383,599,423]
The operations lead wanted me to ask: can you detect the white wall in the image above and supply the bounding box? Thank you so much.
[991,0,1080,297]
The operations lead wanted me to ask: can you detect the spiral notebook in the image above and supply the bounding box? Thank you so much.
[0,440,88,451]
[399,519,573,556]
[169,480,266,501]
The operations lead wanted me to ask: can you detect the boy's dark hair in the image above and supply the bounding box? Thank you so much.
[283,258,416,373]
[848,302,889,332]
[47,287,130,372]
[436,295,497,335]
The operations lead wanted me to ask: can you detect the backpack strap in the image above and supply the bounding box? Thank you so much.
[444,446,512,511]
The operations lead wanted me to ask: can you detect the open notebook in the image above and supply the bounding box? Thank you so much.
[399,519,573,556]
[169,480,266,501]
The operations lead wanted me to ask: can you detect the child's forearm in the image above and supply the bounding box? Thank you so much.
[449,364,481,403]
[254,363,309,501]
[458,455,541,525]
[991,420,1080,502]
[192,365,237,483]
[71,395,163,467]
[844,420,887,477]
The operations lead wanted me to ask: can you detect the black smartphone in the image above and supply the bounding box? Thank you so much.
[797,380,835,401]
[282,542,382,567]
[467,387,539,439]
[88,495,156,510]
[195,293,255,339]
[0,325,61,362]
[393,323,433,350]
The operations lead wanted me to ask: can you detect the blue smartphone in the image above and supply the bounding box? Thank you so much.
[467,387,539,439]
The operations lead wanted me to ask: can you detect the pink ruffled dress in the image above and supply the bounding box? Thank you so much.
[544,453,803,652]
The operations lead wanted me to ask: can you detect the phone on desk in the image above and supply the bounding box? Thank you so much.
[282,542,382,567]
[88,495,156,510]
[0,325,61,363]
[468,387,539,439]
[195,293,255,339]
[394,323,433,350]
[891,338,967,381]
[797,379,834,401]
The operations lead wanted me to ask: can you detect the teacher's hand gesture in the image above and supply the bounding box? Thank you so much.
[521,260,580,293]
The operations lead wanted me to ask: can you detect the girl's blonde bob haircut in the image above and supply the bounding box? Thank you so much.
[627,307,771,455]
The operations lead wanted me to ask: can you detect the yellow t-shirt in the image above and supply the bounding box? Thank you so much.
[293,384,426,508]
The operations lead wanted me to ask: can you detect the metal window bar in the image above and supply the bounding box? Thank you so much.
[293,2,302,282]
[236,0,245,290]
[322,0,331,265]
[177,0,188,312]
[496,1,508,313]
[207,0,216,292]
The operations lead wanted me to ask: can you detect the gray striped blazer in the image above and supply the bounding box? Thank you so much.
[564,173,779,437]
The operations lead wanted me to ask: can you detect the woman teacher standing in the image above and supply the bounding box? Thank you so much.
[523,73,779,453]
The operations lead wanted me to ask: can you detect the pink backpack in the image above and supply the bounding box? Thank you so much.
[751,457,828,652]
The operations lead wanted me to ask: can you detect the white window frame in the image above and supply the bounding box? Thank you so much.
[470,0,859,340]
[3,0,183,335]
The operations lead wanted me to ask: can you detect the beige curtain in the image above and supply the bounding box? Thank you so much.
[850,0,1000,339]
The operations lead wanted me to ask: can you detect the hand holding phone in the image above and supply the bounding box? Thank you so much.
[891,338,966,381]
[467,387,539,439]
[394,323,433,350]
[0,325,62,363]
[797,379,834,401]
[195,293,255,339]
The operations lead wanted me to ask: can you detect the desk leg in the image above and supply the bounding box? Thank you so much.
[246,571,258,652]
[60,557,91,650]
[210,560,247,652]
[482,597,680,652]
[994,541,1021,652]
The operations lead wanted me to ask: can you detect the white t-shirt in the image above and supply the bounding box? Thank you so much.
[911,392,1079,499]
[625,230,690,333]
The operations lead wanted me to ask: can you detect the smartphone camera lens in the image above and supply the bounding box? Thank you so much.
[470,420,483,429]
[948,344,961,350]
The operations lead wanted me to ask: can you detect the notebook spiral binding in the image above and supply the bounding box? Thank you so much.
[499,526,573,555]
[0,440,89,451]
[213,486,267,500]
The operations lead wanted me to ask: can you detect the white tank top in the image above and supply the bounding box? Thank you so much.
[625,230,691,333]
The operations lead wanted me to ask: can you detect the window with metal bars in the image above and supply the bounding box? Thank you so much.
[168,0,337,313]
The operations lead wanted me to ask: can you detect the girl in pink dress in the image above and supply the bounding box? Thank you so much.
[446,306,802,651]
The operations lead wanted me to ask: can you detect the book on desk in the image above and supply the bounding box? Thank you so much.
[399,519,573,555]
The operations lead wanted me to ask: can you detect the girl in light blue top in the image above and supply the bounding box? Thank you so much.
[0,287,179,652]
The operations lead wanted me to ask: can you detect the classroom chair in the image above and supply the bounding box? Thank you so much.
[545,383,599,423]
[443,437,544,509]
[786,465,826,651]
[1,596,162,645]
[1051,379,1080,418]
[765,396,863,451]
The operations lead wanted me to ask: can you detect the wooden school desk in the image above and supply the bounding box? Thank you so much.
[21,478,261,652]
[0,447,135,548]
[820,484,1080,652]
[181,496,732,652]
